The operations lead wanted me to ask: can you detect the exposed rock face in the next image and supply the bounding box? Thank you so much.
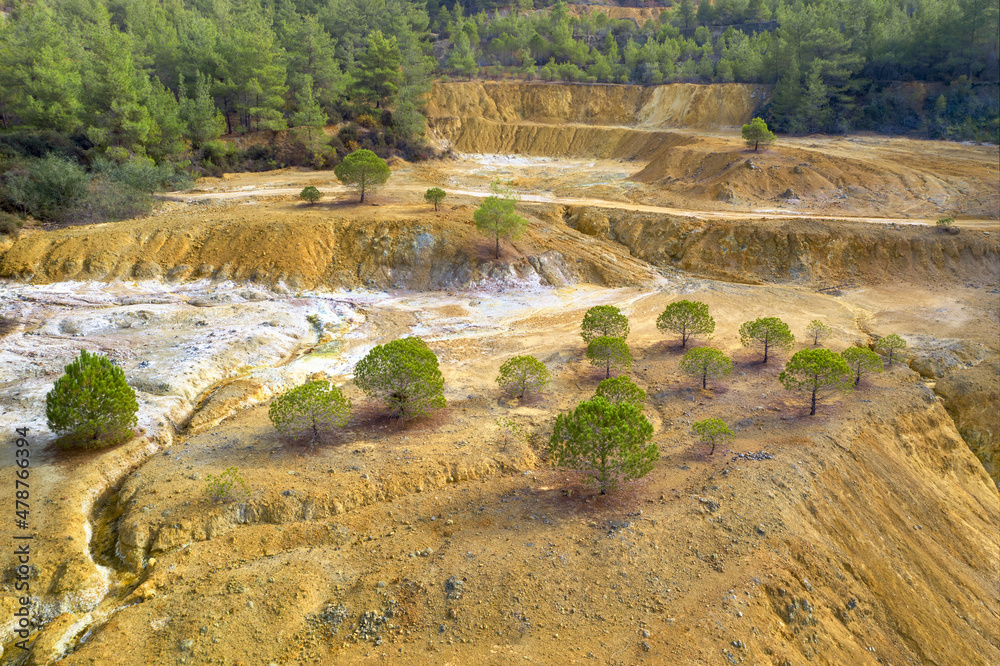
[934,361,1000,487]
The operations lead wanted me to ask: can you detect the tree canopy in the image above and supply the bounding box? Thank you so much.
[586,336,633,379]
[692,417,734,455]
[806,320,833,346]
[741,117,776,151]
[268,380,352,446]
[841,346,884,386]
[334,149,391,203]
[739,317,795,364]
[779,348,853,416]
[679,347,733,390]
[354,337,445,419]
[549,396,657,494]
[656,300,715,348]
[581,305,630,343]
[875,334,908,367]
[594,375,646,409]
[473,180,527,259]
[424,187,446,211]
[496,355,549,399]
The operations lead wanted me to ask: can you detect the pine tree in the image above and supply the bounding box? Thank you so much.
[353,30,404,110]
[46,350,139,448]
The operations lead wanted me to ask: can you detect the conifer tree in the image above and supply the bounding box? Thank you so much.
[46,350,138,448]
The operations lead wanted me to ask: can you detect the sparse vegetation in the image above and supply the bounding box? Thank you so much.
[656,300,714,348]
[473,180,528,260]
[268,380,352,446]
[299,186,322,204]
[45,349,138,448]
[424,187,446,212]
[841,346,884,386]
[876,334,908,367]
[692,418,734,455]
[354,337,445,419]
[739,317,795,364]
[806,320,833,346]
[334,149,391,203]
[548,396,657,494]
[0,212,24,237]
[594,375,646,408]
[204,466,250,503]
[580,305,630,343]
[679,347,734,389]
[586,336,632,379]
[742,117,775,151]
[496,355,550,399]
[779,348,853,416]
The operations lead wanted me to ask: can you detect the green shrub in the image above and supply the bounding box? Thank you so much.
[549,396,657,494]
[581,305,630,343]
[586,336,632,379]
[204,466,250,503]
[496,355,549,399]
[268,380,352,446]
[678,347,733,389]
[0,212,24,237]
[656,300,714,348]
[692,418,734,455]
[45,349,138,448]
[594,375,646,408]
[354,337,445,418]
[300,186,322,204]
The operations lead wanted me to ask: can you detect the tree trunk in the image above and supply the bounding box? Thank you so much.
[606,362,611,379]
[495,235,500,259]
[702,373,707,389]
[855,370,861,386]
[360,182,365,203]
[810,387,817,416]
[763,340,769,363]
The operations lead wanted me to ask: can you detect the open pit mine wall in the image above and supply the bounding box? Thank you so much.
[1,211,998,290]
[425,81,768,155]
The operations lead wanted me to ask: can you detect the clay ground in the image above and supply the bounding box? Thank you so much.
[1,82,999,665]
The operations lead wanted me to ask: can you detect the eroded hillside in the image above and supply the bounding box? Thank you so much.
[1,83,998,665]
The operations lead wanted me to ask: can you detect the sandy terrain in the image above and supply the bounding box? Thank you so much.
[0,82,998,665]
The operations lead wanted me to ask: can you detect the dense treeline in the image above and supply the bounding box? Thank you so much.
[0,0,435,224]
[436,0,998,138]
[0,0,996,226]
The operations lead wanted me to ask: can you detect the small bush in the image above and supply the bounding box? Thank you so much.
[496,355,550,399]
[45,349,138,448]
[268,380,352,446]
[0,212,24,237]
[204,466,250,503]
[692,418,734,455]
[356,114,379,129]
[300,186,322,204]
